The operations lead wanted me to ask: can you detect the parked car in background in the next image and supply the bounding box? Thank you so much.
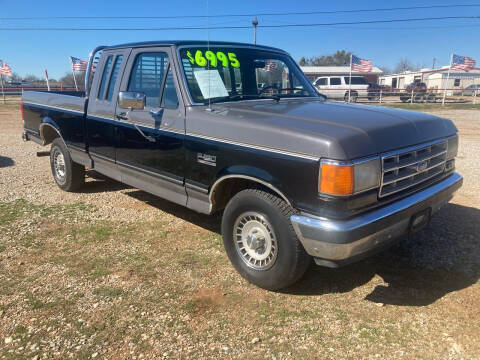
[313,76,368,102]
[400,82,427,102]
[367,83,393,100]
[461,84,480,96]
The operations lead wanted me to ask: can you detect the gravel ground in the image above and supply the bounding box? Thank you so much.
[0,105,479,359]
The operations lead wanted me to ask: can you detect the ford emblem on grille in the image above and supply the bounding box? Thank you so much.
[413,161,428,172]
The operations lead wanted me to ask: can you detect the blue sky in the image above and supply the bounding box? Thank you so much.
[0,0,479,79]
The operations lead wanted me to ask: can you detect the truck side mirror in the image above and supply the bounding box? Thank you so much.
[118,91,146,110]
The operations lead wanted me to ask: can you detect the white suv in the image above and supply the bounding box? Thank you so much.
[313,76,369,102]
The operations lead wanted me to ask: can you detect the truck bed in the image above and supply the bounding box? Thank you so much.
[22,90,88,154]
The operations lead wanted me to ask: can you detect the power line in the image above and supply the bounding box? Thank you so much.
[1,4,480,20]
[0,16,478,30]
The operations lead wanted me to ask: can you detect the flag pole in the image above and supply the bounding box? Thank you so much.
[1,75,5,104]
[45,69,50,91]
[442,53,453,106]
[348,54,352,103]
[70,57,78,91]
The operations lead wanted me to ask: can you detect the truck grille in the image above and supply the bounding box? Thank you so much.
[380,139,448,198]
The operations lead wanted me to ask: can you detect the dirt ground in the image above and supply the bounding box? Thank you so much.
[0,104,479,360]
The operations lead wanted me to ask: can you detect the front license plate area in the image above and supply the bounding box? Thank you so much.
[409,208,432,234]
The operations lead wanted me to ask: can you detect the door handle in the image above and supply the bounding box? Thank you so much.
[116,112,128,121]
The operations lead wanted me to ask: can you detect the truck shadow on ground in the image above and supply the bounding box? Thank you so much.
[0,155,14,168]
[285,202,480,306]
[82,171,131,193]
[114,185,479,307]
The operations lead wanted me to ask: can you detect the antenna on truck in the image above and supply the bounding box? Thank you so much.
[206,0,212,111]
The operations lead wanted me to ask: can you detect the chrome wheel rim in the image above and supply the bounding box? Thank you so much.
[234,212,277,270]
[53,149,66,184]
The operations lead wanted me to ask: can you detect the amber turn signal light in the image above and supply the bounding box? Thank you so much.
[320,163,354,196]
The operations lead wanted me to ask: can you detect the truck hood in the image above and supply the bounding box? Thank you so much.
[187,99,457,160]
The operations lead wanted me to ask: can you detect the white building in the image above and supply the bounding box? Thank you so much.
[379,66,480,91]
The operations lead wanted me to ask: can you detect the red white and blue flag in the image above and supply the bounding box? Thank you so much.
[260,60,278,72]
[351,55,372,73]
[0,60,12,77]
[451,54,476,71]
[70,56,88,71]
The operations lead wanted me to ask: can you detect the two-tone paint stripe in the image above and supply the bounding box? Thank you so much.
[23,101,320,162]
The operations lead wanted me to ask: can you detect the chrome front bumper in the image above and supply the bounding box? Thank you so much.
[291,172,463,267]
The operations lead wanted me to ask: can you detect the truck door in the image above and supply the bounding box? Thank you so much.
[86,48,131,180]
[114,47,187,205]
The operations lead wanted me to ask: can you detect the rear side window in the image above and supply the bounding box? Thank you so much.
[106,55,123,101]
[330,78,341,85]
[128,52,169,107]
[97,56,113,100]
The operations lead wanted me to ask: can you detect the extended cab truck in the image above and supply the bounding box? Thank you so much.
[22,41,462,290]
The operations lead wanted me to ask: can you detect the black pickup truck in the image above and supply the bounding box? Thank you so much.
[22,41,462,290]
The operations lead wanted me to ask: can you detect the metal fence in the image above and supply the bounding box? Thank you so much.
[316,87,479,105]
[1,86,478,105]
[0,86,83,103]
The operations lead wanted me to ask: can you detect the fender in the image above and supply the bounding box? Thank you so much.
[211,165,292,207]
[39,117,62,146]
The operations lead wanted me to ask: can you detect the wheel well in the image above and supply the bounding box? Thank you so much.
[40,124,61,145]
[210,176,290,213]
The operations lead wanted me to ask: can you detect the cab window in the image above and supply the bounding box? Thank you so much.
[106,55,123,101]
[160,67,179,109]
[97,56,113,100]
[128,52,169,107]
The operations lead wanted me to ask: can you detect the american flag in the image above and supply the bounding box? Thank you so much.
[451,54,476,71]
[260,60,278,72]
[351,55,372,73]
[0,60,12,77]
[70,56,88,71]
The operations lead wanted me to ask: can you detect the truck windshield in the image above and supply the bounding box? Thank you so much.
[179,47,318,104]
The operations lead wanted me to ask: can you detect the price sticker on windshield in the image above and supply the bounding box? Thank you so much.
[186,50,240,68]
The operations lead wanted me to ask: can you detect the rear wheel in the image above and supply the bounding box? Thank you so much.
[221,189,311,290]
[344,92,358,103]
[50,138,85,191]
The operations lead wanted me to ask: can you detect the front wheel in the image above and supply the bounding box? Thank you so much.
[50,138,85,191]
[221,189,311,290]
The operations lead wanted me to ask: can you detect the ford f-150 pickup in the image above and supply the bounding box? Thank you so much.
[21,41,462,290]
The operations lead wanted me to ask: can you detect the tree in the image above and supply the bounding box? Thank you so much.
[378,65,393,75]
[23,74,41,82]
[59,71,85,88]
[8,72,22,82]
[393,58,418,74]
[299,50,353,66]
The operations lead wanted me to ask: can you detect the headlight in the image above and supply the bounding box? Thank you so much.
[446,135,458,160]
[319,157,381,196]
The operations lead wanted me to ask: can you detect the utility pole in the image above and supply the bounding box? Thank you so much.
[432,57,436,69]
[252,17,258,44]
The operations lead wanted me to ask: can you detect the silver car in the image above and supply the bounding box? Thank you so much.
[462,84,480,96]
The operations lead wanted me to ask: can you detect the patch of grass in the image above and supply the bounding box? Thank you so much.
[24,292,45,310]
[0,199,29,226]
[93,286,125,298]
[14,325,27,335]
[71,222,113,243]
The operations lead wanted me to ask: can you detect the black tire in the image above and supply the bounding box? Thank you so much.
[50,138,85,191]
[221,189,311,290]
[344,92,358,103]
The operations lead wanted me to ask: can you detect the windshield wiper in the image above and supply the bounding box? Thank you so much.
[203,94,280,104]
